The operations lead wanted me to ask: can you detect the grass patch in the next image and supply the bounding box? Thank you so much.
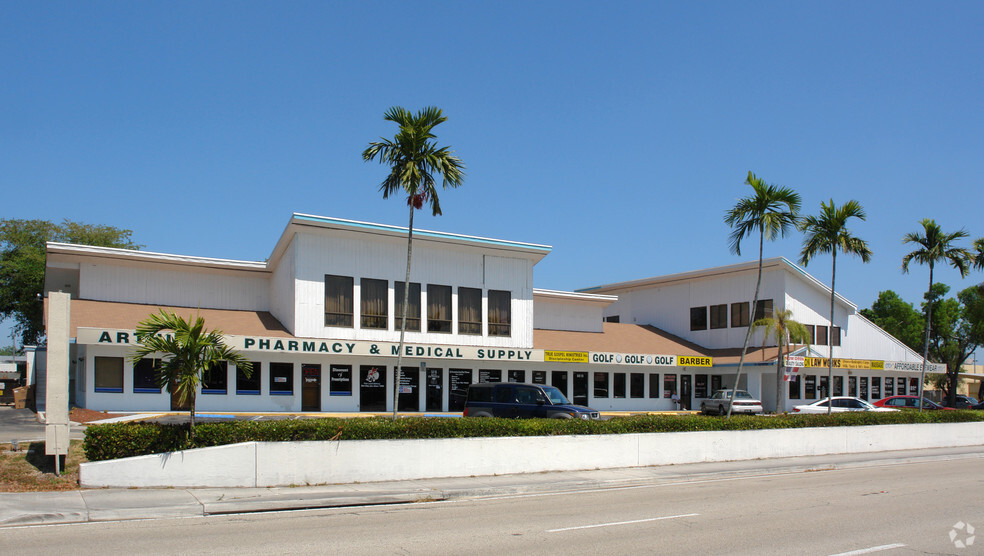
[0,439,86,492]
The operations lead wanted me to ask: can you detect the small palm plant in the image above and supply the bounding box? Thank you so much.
[752,308,811,412]
[131,309,251,442]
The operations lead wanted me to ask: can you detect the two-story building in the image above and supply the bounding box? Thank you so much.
[38,213,937,414]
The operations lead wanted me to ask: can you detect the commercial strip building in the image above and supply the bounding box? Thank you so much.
[34,213,941,414]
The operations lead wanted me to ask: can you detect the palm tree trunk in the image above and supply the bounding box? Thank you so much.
[775,336,785,413]
[728,230,764,418]
[918,263,934,412]
[827,250,836,415]
[392,205,415,421]
[189,394,196,444]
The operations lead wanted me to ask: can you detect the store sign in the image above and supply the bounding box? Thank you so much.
[544,351,589,363]
[77,327,726,369]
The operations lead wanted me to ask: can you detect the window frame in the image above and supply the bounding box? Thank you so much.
[360,277,389,330]
[709,304,728,329]
[754,299,774,321]
[690,306,708,331]
[457,287,483,335]
[269,362,294,395]
[488,290,512,337]
[427,284,453,333]
[94,356,124,393]
[730,302,749,328]
[324,274,354,328]
[394,281,421,332]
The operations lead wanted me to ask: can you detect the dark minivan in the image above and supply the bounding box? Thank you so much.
[463,382,601,420]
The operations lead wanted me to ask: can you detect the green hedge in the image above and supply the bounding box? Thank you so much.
[83,410,984,462]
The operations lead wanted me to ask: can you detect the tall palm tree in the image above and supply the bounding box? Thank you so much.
[799,200,872,414]
[363,106,465,421]
[723,171,801,417]
[901,219,971,409]
[752,308,811,413]
[131,309,251,442]
[973,238,984,271]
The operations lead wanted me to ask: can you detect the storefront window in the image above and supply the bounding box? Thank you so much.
[594,372,609,398]
[479,369,501,382]
[695,374,708,398]
[804,375,817,400]
[330,365,352,396]
[649,373,660,398]
[613,373,626,398]
[236,361,261,395]
[507,370,525,383]
[94,356,124,393]
[133,358,160,393]
[871,377,881,400]
[663,374,677,398]
[202,361,228,394]
[270,362,294,395]
[788,374,801,399]
[630,373,644,398]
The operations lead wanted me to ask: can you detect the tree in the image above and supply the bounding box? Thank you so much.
[973,237,984,271]
[0,218,140,344]
[859,290,924,352]
[901,219,970,409]
[363,106,465,420]
[799,200,872,414]
[922,283,984,407]
[751,308,811,412]
[723,171,801,417]
[131,309,251,442]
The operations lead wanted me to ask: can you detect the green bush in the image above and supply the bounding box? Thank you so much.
[82,410,984,461]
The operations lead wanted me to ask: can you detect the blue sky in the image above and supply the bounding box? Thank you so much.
[2,1,983,357]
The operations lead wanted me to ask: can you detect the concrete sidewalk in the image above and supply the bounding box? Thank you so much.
[3,446,982,528]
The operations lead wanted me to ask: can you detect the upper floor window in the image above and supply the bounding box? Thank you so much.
[395,281,421,332]
[360,278,388,329]
[604,315,620,323]
[325,275,354,327]
[690,306,707,331]
[731,302,749,327]
[458,287,482,335]
[830,326,841,346]
[815,324,829,346]
[754,299,774,321]
[488,290,511,336]
[710,304,727,329]
[427,284,452,333]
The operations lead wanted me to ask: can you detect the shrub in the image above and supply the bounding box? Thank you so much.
[82,410,984,461]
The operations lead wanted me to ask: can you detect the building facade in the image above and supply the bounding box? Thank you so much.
[41,214,938,414]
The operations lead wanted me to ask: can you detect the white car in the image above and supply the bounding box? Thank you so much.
[700,389,763,415]
[792,396,898,414]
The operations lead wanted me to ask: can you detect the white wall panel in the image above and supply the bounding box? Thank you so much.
[269,236,297,334]
[534,298,604,332]
[79,263,270,311]
[291,231,534,347]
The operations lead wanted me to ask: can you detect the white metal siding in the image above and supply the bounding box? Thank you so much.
[270,235,297,334]
[291,231,534,347]
[534,298,605,332]
[79,262,270,311]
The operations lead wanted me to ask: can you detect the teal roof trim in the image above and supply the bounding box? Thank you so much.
[293,214,552,253]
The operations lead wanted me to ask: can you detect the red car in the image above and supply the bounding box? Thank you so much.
[872,395,952,410]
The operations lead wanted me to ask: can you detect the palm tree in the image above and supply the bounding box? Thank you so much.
[752,308,811,413]
[901,219,971,409]
[723,171,801,417]
[973,238,984,271]
[799,200,872,414]
[131,309,251,442]
[363,106,465,421]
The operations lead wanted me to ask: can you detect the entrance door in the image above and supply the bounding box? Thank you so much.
[302,364,321,412]
[551,371,568,398]
[426,368,442,411]
[572,372,589,406]
[398,366,420,411]
[680,375,692,410]
[171,379,190,411]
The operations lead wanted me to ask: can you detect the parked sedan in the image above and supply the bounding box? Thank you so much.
[700,389,763,415]
[946,395,979,409]
[873,395,952,410]
[792,397,898,414]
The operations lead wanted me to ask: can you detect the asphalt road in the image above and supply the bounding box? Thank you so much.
[0,406,85,443]
[4,453,982,555]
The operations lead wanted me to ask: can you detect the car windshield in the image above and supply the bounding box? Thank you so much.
[733,391,754,399]
[541,386,570,405]
[858,399,876,409]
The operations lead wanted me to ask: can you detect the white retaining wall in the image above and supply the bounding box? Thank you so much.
[79,422,984,488]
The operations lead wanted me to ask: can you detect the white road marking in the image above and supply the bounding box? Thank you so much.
[547,513,699,533]
[827,543,906,555]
